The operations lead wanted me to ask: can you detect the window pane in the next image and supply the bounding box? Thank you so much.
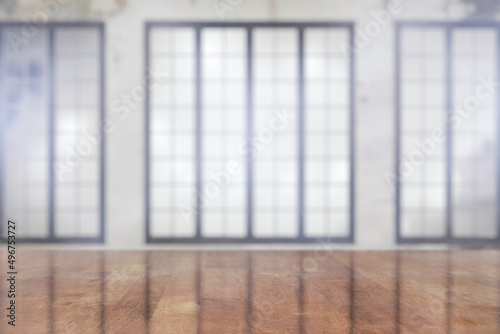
[253,27,299,239]
[54,27,102,238]
[1,27,50,238]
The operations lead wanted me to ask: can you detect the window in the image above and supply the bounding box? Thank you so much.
[396,22,499,243]
[146,22,355,243]
[0,23,105,242]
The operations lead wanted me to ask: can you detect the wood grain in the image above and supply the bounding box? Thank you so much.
[0,250,499,333]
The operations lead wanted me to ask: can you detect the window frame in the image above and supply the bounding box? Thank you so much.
[145,21,356,244]
[395,21,500,245]
[0,22,106,243]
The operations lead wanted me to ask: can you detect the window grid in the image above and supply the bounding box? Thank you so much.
[451,28,497,239]
[201,28,247,238]
[146,22,355,243]
[1,28,50,239]
[54,28,102,238]
[253,27,299,238]
[304,28,351,238]
[396,22,500,244]
[0,23,105,243]
[400,27,447,239]
[149,27,196,238]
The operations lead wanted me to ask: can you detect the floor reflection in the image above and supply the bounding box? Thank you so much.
[5,250,500,333]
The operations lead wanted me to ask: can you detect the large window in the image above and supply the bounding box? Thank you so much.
[146,22,355,243]
[396,22,500,244]
[0,23,105,242]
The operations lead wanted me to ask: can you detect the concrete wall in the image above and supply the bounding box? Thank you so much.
[1,0,497,248]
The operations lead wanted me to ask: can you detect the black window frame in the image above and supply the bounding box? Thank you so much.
[395,21,500,245]
[145,21,356,244]
[0,22,106,243]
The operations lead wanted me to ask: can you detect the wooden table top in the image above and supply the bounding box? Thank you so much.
[0,250,499,333]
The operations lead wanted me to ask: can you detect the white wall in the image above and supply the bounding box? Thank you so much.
[1,0,495,248]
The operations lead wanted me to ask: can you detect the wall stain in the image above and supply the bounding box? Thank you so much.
[0,0,127,20]
[443,0,500,20]
[91,0,127,19]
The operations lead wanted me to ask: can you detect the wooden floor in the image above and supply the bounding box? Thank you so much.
[1,250,499,333]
